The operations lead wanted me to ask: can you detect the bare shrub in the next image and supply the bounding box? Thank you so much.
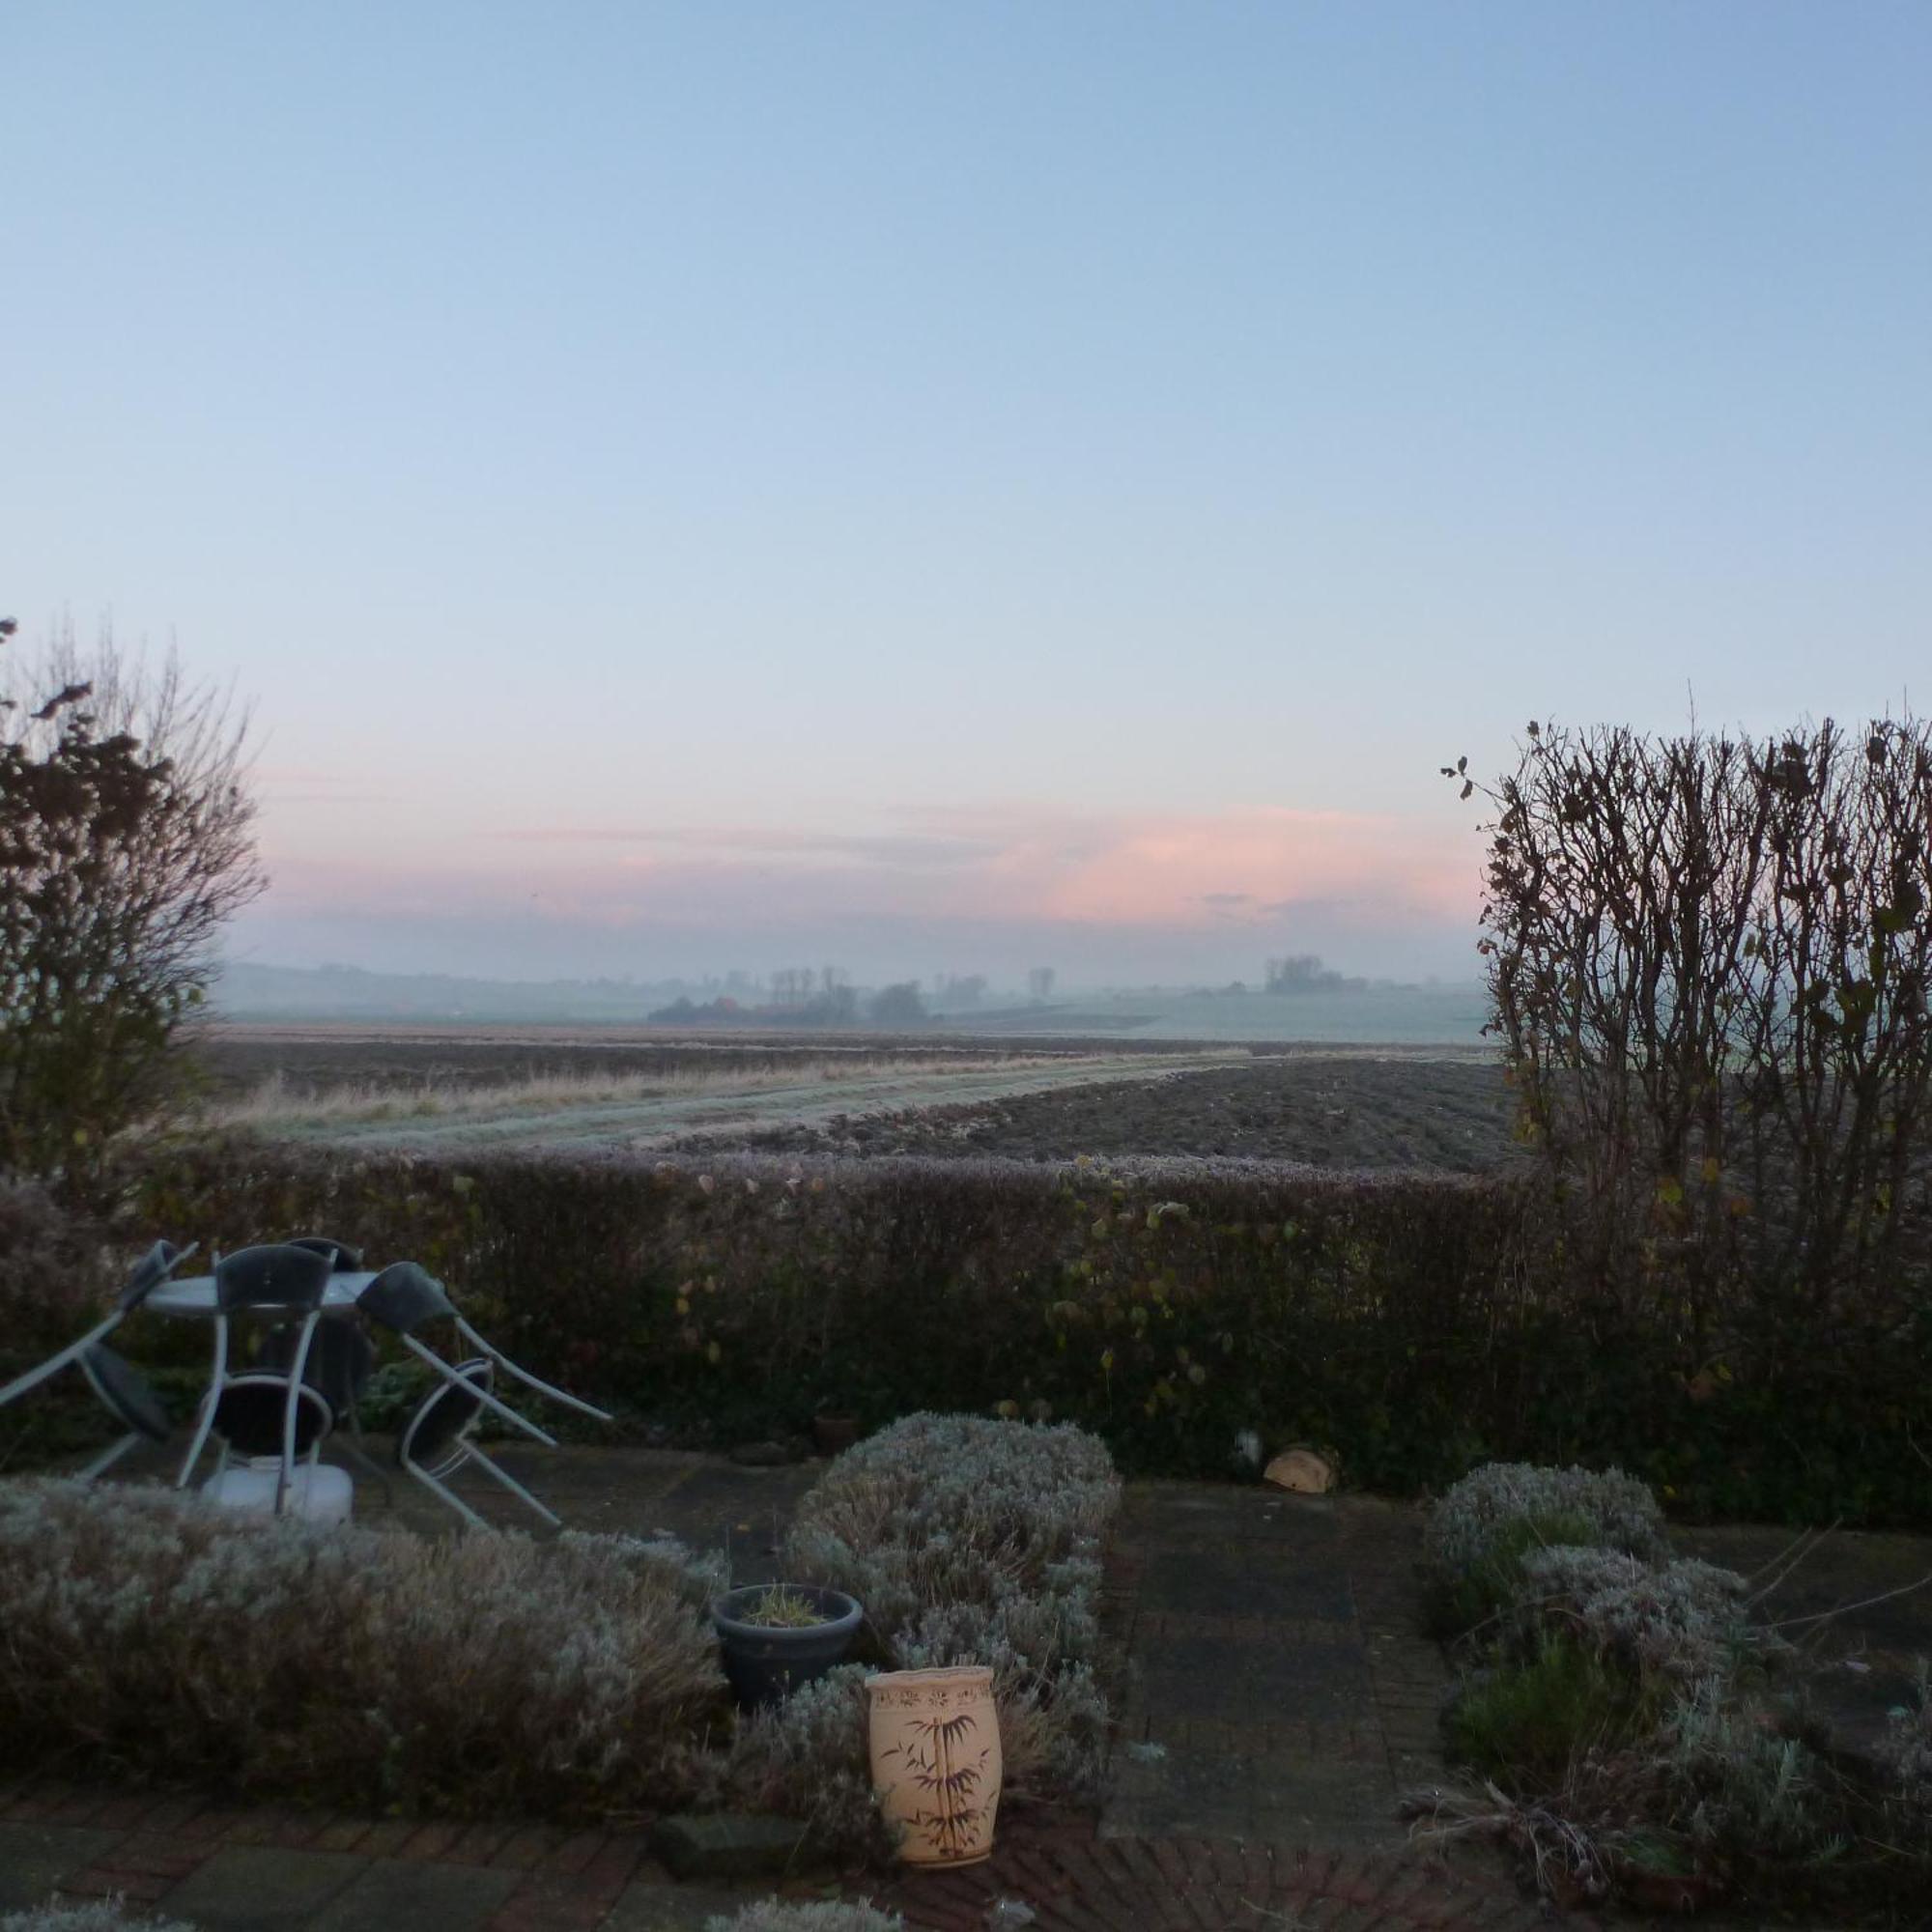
[1,618,262,1186]
[1460,717,1932,1303]
[0,1480,725,1814]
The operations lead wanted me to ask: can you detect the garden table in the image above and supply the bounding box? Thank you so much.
[145,1273,375,1318]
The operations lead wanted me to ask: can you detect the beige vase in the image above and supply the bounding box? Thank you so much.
[866,1665,1002,1865]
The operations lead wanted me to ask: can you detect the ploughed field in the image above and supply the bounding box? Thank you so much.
[197,1025,1512,1169]
[670,1050,1515,1169]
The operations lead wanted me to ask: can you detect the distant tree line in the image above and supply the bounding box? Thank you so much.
[1264,954,1366,995]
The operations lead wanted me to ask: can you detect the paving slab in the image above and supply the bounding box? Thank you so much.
[600,1875,774,1928]
[650,1814,810,1884]
[0,1823,127,1913]
[1101,1745,1256,1842]
[162,1845,367,1929]
[308,1856,520,1930]
[1102,1488,1439,1851]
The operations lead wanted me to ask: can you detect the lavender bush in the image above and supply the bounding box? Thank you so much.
[735,1414,1120,1846]
[1424,1460,1669,1628]
[1515,1546,1776,1685]
[705,1903,904,1932]
[0,1480,725,1815]
[1,1909,195,1932]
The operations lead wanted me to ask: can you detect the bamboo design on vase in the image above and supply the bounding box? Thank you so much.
[892,1708,990,1861]
[867,1665,1002,1865]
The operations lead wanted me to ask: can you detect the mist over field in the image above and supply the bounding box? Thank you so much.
[212,958,1488,1045]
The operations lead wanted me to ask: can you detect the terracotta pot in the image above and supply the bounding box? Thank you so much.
[812,1412,860,1455]
[867,1665,1002,1865]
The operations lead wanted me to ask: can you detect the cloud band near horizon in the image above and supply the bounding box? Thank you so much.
[232,799,1484,982]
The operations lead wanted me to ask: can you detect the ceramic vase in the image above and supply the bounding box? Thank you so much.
[866,1665,1002,1865]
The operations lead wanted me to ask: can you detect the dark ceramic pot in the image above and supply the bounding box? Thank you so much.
[710,1583,864,1706]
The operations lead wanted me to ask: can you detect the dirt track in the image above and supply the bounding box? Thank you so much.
[263,1050,1258,1153]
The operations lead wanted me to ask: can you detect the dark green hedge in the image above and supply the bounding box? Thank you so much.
[122,1142,1932,1525]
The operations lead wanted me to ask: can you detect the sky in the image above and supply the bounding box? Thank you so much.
[4,2,1928,988]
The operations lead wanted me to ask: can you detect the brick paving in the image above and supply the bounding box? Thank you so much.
[0,1456,1580,1929]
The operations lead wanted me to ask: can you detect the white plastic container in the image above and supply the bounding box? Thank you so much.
[203,1457,354,1525]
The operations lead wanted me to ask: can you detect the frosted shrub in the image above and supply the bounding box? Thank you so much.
[1881,1662,1932,1797]
[769,1415,1120,1827]
[705,1902,905,1932]
[1516,1547,1774,1684]
[1,1908,195,1932]
[1425,1461,1668,1629]
[0,1479,726,1815]
[1658,1680,1823,1860]
[725,1665,895,1860]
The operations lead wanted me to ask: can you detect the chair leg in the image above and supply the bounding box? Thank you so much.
[75,1433,140,1482]
[340,1400,393,1501]
[0,1317,122,1412]
[400,1335,557,1446]
[402,1456,491,1531]
[278,1314,322,1516]
[464,1443,562,1527]
[454,1319,614,1422]
[177,1317,230,1488]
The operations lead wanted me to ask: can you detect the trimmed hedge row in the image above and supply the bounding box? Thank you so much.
[127,1140,1932,1524]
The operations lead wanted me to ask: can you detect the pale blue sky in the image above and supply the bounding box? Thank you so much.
[4,3,1927,983]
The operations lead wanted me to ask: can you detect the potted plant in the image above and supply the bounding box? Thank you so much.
[711,1581,864,1706]
[811,1409,860,1456]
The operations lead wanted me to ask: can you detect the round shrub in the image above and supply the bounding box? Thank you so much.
[1515,1546,1774,1685]
[1424,1460,1668,1632]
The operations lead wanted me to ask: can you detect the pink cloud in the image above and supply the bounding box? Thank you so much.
[257,802,1476,937]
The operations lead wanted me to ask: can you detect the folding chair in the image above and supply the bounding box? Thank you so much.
[355,1263,560,1446]
[176,1242,333,1506]
[287,1235,363,1270]
[199,1372,351,1523]
[397,1358,560,1530]
[359,1260,612,1425]
[0,1239,191,1414]
[73,1344,174,1480]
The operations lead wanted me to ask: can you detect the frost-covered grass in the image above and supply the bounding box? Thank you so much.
[732,1414,1121,1850]
[0,1479,726,1816]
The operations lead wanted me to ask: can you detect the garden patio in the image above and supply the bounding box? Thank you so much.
[4,1440,1930,1929]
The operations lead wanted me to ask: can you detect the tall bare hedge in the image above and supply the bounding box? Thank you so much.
[1466,718,1932,1309]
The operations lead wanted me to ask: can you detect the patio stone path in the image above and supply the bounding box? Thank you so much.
[1097,1483,1452,1849]
[0,1450,1579,1928]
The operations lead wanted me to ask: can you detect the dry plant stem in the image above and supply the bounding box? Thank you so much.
[1768,1572,1932,1632]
